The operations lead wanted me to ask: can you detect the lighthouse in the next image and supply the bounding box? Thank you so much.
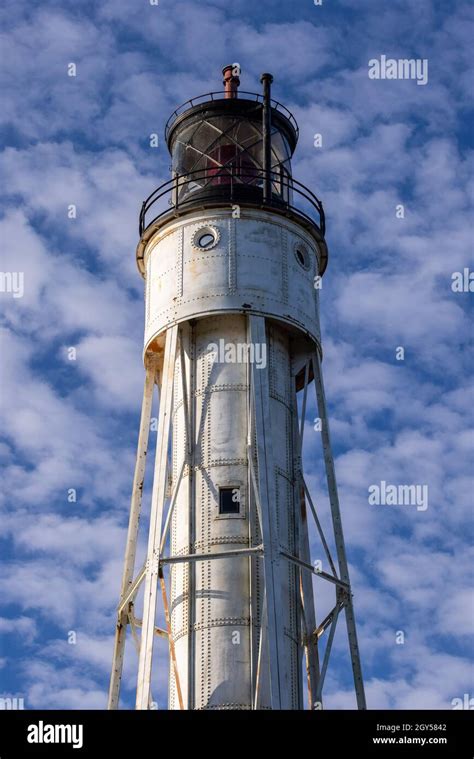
[108,65,366,711]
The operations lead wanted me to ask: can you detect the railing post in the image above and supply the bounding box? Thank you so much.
[140,201,146,236]
[260,73,273,204]
[173,172,180,210]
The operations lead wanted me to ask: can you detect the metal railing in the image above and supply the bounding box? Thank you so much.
[139,167,325,238]
[164,91,299,143]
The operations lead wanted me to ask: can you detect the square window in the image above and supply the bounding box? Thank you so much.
[219,487,241,515]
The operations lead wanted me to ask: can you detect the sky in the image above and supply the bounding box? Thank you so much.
[0,0,473,710]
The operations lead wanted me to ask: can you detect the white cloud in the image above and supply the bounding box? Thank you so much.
[0,0,472,712]
[0,616,37,644]
[73,335,144,411]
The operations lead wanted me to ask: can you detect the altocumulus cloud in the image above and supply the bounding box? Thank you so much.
[0,0,472,709]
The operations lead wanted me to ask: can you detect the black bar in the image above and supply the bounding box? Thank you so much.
[0,709,471,756]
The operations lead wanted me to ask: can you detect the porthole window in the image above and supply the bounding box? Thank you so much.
[198,232,215,249]
[192,225,220,251]
[219,487,240,515]
[294,242,310,270]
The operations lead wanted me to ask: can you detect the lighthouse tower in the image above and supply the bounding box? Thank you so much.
[108,66,366,711]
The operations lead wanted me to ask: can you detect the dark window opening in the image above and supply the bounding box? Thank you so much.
[219,487,241,515]
[197,232,215,249]
[295,244,310,269]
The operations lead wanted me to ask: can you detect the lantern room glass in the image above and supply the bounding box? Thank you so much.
[171,113,293,205]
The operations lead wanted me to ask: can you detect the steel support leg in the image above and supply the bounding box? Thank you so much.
[248,315,285,709]
[311,350,366,709]
[136,325,178,709]
[178,323,195,711]
[108,360,157,709]
[292,374,320,709]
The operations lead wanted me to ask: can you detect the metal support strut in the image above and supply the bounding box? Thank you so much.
[311,350,366,709]
[136,325,178,709]
[108,359,157,710]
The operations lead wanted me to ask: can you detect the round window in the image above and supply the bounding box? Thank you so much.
[192,225,220,251]
[294,243,310,270]
[197,232,215,249]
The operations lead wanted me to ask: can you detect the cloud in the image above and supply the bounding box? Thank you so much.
[0,0,472,711]
[73,335,144,411]
[0,616,37,644]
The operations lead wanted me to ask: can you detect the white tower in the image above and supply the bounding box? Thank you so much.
[108,66,366,711]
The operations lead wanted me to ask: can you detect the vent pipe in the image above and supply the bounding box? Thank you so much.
[260,72,274,203]
[222,64,241,98]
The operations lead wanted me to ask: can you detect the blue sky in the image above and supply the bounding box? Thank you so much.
[0,0,473,709]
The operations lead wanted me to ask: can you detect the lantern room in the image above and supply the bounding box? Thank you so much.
[138,66,326,273]
[165,65,298,207]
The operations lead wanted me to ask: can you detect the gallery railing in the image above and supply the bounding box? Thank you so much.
[139,167,325,238]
